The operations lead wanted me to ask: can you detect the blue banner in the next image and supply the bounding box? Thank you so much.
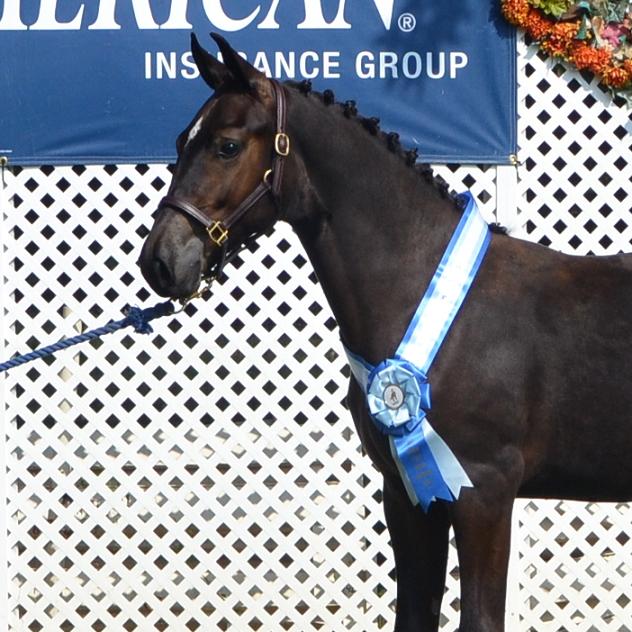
[0,1,516,166]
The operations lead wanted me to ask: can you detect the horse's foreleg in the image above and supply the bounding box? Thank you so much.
[450,489,515,632]
[383,476,451,632]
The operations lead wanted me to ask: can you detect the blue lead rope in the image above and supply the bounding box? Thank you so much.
[0,301,175,374]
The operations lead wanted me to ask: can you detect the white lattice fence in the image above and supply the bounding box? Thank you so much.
[508,39,632,632]
[0,165,389,631]
[1,34,631,632]
[0,162,496,632]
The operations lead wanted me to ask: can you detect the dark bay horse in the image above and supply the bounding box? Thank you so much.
[139,34,632,632]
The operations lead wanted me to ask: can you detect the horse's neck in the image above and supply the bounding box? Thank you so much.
[283,90,462,364]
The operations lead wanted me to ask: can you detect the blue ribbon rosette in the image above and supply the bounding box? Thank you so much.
[366,359,455,511]
[367,359,430,433]
[345,192,486,511]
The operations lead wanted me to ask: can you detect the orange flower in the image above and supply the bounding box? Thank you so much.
[502,1,632,95]
[540,21,581,57]
[524,8,554,41]
[589,49,612,75]
[602,64,631,88]
[502,0,531,28]
[569,42,612,74]
[551,21,580,41]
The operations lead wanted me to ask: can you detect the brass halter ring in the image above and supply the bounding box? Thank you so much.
[207,220,229,247]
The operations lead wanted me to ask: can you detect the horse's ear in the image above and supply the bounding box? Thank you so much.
[210,32,272,101]
[191,33,230,91]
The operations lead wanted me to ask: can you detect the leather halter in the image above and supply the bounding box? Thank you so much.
[159,80,289,248]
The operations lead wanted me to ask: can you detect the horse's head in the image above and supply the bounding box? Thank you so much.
[139,33,289,299]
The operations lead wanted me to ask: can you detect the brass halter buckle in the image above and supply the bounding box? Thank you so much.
[275,132,290,157]
[207,220,229,246]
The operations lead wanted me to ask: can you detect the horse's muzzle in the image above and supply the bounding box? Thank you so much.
[138,236,203,300]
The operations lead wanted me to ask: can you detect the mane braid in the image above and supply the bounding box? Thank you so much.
[285,81,467,211]
[405,148,419,166]
[343,100,358,118]
[387,132,400,152]
[297,79,312,95]
[361,116,380,135]
[489,222,508,234]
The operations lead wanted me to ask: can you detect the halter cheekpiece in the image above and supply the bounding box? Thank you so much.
[158,80,289,248]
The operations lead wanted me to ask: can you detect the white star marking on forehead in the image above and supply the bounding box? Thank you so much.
[186,114,205,147]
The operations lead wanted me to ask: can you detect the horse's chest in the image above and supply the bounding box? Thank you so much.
[346,380,397,476]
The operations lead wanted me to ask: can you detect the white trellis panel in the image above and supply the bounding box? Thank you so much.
[1,33,631,632]
[514,41,632,255]
[508,37,632,632]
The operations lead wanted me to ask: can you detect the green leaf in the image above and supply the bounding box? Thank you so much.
[531,0,574,17]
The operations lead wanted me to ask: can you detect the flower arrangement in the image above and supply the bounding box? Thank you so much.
[502,0,632,101]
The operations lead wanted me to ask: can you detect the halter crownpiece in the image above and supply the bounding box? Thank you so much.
[159,80,290,247]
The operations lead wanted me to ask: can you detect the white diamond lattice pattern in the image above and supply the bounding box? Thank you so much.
[1,35,631,632]
[507,40,632,632]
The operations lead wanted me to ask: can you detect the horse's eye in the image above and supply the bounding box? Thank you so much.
[218,140,241,159]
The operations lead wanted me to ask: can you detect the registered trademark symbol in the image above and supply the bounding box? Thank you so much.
[398,12,416,32]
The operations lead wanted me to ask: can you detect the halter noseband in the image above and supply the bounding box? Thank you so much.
[159,80,289,248]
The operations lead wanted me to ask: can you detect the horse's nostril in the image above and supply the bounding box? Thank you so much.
[154,256,174,289]
[140,234,203,299]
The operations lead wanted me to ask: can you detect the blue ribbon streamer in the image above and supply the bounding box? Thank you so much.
[344,192,491,510]
[392,425,454,512]
[363,357,465,510]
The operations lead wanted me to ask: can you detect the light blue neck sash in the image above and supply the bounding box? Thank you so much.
[345,192,491,511]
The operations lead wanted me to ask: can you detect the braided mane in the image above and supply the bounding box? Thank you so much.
[287,79,467,211]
